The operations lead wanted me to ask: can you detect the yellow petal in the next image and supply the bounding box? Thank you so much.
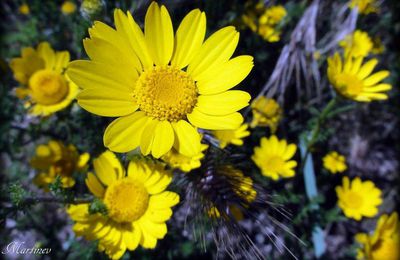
[67,60,136,92]
[104,112,149,153]
[140,119,159,156]
[54,51,70,73]
[139,219,167,239]
[149,191,180,209]
[171,9,206,69]
[187,26,239,80]
[363,70,390,86]
[197,55,253,94]
[364,83,392,93]
[195,90,251,116]
[123,229,140,251]
[37,42,56,69]
[85,172,105,198]
[77,88,138,117]
[187,109,243,130]
[93,151,120,186]
[171,120,201,157]
[151,121,174,158]
[357,59,378,79]
[145,2,174,66]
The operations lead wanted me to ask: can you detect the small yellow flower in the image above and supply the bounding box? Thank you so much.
[68,151,179,259]
[19,4,30,15]
[250,97,282,133]
[31,140,89,190]
[323,151,347,174]
[61,1,77,15]
[67,3,253,159]
[10,42,79,116]
[349,0,378,15]
[208,166,257,220]
[355,212,399,260]
[162,144,208,172]
[213,123,250,149]
[252,135,297,181]
[327,52,391,102]
[262,5,287,25]
[336,177,382,221]
[339,30,373,58]
[80,0,103,18]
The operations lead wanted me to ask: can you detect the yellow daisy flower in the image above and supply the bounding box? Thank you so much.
[349,0,378,14]
[252,135,297,181]
[67,2,253,159]
[19,4,30,15]
[208,166,257,220]
[336,177,382,221]
[323,151,347,174]
[31,140,89,190]
[355,212,399,260]
[61,1,77,15]
[213,123,250,149]
[339,30,373,58]
[68,151,179,259]
[327,52,391,102]
[250,96,282,132]
[161,144,208,172]
[10,42,79,116]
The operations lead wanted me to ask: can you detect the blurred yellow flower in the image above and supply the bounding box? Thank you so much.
[355,212,399,260]
[213,123,250,149]
[68,151,179,259]
[327,52,391,102]
[262,5,287,25]
[162,144,208,172]
[80,0,103,18]
[339,30,373,58]
[323,151,347,174]
[31,140,89,190]
[10,42,78,116]
[336,177,382,221]
[67,3,253,158]
[209,166,257,220]
[19,4,30,15]
[61,1,77,15]
[252,135,297,181]
[349,0,378,14]
[250,97,282,133]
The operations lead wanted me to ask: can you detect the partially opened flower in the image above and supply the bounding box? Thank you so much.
[250,97,282,132]
[162,144,208,172]
[252,135,297,180]
[31,140,89,190]
[213,123,250,149]
[323,151,347,174]
[67,2,253,159]
[339,30,373,58]
[355,212,399,260]
[336,177,382,221]
[10,42,78,116]
[68,151,179,259]
[327,52,391,102]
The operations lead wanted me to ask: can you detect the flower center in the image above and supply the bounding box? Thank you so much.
[334,73,364,98]
[29,69,69,105]
[104,178,149,223]
[134,66,198,121]
[345,191,363,209]
[264,156,285,172]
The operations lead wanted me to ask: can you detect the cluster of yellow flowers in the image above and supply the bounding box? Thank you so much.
[242,3,287,42]
[19,1,77,16]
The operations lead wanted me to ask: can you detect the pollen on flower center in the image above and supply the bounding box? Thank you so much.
[345,191,363,209]
[335,73,363,97]
[29,69,69,105]
[134,66,198,121]
[264,156,285,172]
[104,178,149,223]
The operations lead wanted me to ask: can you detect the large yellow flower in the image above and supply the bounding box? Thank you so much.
[327,52,391,102]
[339,30,373,58]
[355,212,399,260]
[250,97,282,132]
[10,42,78,116]
[161,144,208,172]
[349,0,378,14]
[68,151,179,259]
[336,177,382,221]
[31,140,89,189]
[67,2,253,159]
[323,151,347,174]
[252,135,297,180]
[213,123,250,149]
